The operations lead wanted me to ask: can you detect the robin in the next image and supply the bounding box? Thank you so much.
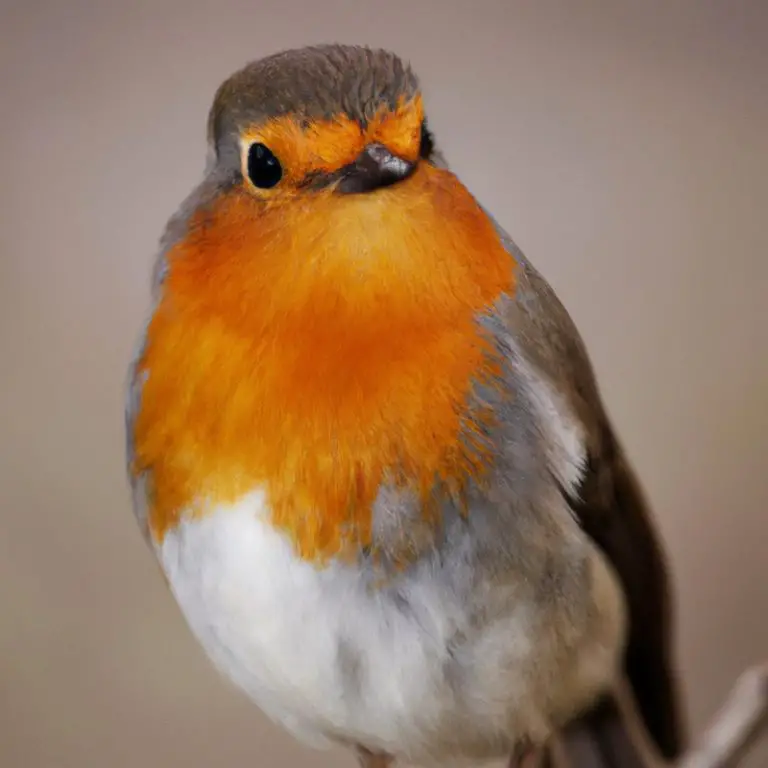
[126,44,686,768]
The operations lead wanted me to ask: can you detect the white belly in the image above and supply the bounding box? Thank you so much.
[158,490,625,766]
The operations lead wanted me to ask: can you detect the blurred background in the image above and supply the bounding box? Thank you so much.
[1,1,766,766]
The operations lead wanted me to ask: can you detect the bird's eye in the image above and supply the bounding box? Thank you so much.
[419,120,435,159]
[247,143,282,189]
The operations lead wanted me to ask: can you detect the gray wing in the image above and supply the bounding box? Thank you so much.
[495,222,686,760]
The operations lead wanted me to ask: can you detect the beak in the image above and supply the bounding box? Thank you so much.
[335,143,416,194]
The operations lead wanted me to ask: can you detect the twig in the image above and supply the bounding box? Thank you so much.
[677,661,768,768]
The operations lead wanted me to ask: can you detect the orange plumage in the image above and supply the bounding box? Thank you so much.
[131,104,516,561]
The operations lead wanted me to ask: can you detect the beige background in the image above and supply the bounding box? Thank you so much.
[1,1,766,766]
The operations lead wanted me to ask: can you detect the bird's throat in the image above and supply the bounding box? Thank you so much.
[131,164,516,561]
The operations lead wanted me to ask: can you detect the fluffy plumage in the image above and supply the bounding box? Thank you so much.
[126,44,685,767]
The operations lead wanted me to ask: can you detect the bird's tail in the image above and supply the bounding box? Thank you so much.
[545,695,657,768]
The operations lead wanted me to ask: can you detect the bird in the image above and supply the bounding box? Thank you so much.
[125,44,686,768]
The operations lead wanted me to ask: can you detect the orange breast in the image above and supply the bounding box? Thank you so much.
[130,162,516,561]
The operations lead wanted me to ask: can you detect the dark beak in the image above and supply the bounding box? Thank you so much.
[334,143,416,194]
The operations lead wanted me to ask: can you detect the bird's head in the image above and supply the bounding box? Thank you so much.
[132,45,516,559]
[208,44,432,197]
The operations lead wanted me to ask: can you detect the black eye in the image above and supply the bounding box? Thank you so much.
[419,120,435,159]
[247,143,282,189]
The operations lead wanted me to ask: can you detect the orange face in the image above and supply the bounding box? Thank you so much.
[238,95,425,196]
[131,94,517,562]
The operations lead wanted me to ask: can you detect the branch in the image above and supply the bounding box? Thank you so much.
[678,662,768,768]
